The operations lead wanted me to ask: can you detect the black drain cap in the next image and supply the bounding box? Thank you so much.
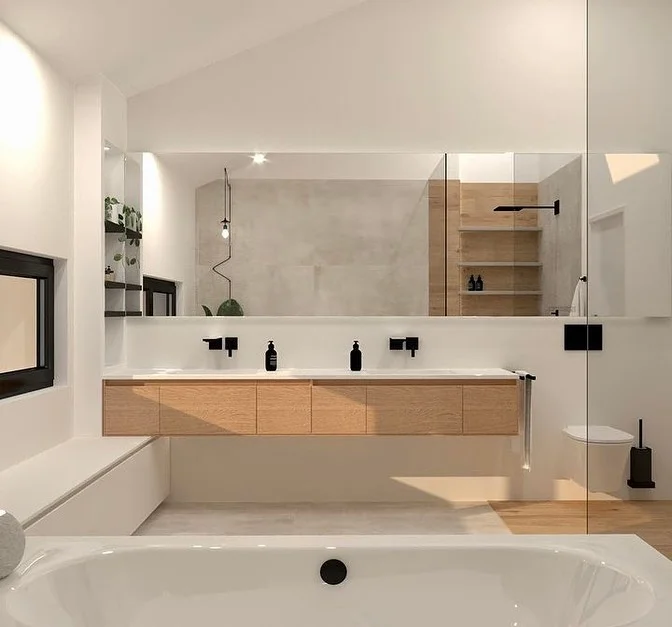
[320,559,347,585]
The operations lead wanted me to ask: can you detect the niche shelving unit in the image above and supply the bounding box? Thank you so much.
[103,143,144,319]
[457,183,542,316]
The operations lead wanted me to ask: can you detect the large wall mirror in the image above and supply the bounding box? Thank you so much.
[146,152,671,317]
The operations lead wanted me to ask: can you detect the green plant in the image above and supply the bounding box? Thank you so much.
[113,253,123,262]
[201,299,244,317]
[105,196,120,221]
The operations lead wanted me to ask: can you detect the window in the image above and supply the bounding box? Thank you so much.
[143,277,177,316]
[0,250,54,400]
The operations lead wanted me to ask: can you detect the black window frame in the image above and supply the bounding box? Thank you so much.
[0,249,55,400]
[143,276,177,317]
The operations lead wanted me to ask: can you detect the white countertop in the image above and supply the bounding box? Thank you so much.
[103,367,518,381]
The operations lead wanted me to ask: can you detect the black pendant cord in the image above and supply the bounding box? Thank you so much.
[212,168,233,301]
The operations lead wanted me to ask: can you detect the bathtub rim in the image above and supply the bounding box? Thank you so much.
[2,535,671,626]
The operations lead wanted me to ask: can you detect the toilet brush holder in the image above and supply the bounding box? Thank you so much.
[627,419,656,489]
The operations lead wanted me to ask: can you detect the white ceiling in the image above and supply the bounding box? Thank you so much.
[0,0,367,95]
[156,153,445,188]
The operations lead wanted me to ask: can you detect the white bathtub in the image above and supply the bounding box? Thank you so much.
[1,536,671,626]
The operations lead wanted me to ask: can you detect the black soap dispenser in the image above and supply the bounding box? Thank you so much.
[265,341,278,372]
[475,275,484,291]
[350,341,362,372]
[468,275,476,291]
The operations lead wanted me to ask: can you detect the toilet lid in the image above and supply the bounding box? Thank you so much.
[563,425,634,444]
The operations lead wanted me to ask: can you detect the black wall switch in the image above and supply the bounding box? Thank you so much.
[564,324,603,351]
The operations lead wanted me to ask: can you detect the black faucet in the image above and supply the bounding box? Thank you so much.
[389,337,420,358]
[224,336,239,358]
[203,337,223,350]
[224,337,238,357]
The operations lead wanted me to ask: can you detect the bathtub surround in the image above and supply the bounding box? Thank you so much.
[195,179,430,316]
[135,502,511,535]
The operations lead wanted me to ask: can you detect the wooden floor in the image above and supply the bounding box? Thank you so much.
[491,501,672,559]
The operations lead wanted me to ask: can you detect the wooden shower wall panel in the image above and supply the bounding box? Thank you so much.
[428,179,461,316]
[460,183,539,228]
[428,180,447,316]
[447,179,462,316]
[460,231,541,263]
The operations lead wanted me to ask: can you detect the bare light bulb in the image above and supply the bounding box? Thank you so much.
[252,153,267,165]
[221,222,230,239]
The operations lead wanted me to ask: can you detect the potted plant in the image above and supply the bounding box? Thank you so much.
[104,197,121,223]
[202,299,244,316]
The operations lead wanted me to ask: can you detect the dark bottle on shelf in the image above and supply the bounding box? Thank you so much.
[350,341,362,372]
[265,341,278,371]
[475,275,484,291]
[468,275,476,291]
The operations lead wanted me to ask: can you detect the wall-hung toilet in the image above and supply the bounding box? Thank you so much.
[563,425,634,493]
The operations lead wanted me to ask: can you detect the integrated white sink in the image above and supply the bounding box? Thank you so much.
[103,367,517,380]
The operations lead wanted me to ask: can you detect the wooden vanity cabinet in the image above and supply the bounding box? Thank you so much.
[366,385,463,435]
[463,384,519,435]
[311,384,367,435]
[103,384,160,436]
[103,378,520,437]
[257,382,311,435]
[160,384,256,435]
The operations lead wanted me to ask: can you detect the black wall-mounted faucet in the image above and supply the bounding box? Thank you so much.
[224,336,239,358]
[389,337,420,358]
[203,337,223,350]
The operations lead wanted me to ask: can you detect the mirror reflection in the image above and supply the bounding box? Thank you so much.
[140,152,670,318]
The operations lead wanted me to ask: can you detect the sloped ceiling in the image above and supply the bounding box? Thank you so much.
[0,0,367,95]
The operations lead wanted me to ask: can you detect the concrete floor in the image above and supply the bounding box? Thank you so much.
[135,502,512,536]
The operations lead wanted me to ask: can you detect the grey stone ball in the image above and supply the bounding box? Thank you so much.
[0,511,25,580]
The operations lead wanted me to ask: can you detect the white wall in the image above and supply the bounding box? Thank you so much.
[125,317,589,502]
[587,154,671,318]
[128,0,586,153]
[0,20,74,471]
[143,154,197,315]
[586,0,672,497]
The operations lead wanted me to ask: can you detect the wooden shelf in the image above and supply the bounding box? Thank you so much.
[125,283,142,291]
[459,227,542,232]
[105,311,126,318]
[125,311,143,317]
[104,220,125,234]
[105,280,126,289]
[125,227,142,240]
[458,262,542,267]
[460,291,542,296]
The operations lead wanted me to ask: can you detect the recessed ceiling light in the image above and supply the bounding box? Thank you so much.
[252,153,267,165]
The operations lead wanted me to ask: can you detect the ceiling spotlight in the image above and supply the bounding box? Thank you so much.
[104,146,111,152]
[252,153,267,165]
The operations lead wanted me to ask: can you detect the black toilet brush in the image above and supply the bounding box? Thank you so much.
[627,419,656,489]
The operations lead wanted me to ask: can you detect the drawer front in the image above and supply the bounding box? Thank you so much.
[366,385,463,435]
[257,383,311,435]
[463,384,519,435]
[312,385,366,435]
[160,385,256,435]
[104,385,160,436]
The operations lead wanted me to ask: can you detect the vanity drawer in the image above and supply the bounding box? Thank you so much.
[159,384,257,435]
[462,384,519,435]
[257,382,311,435]
[104,384,160,436]
[366,385,463,435]
[312,385,367,435]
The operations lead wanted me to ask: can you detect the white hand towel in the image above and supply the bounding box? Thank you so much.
[569,279,586,317]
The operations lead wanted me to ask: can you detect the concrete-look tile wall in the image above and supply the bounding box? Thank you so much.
[538,158,583,316]
[196,179,429,316]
